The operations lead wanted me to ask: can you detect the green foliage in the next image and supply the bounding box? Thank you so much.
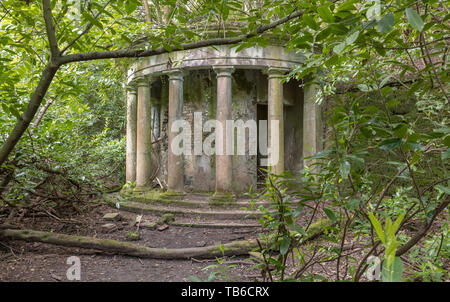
[0,58,126,205]
[188,256,239,282]
[0,0,448,282]
[368,212,405,281]
[407,223,449,281]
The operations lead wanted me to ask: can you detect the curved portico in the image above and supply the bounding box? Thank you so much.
[125,44,321,199]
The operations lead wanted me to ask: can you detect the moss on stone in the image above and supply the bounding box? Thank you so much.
[161,213,175,224]
[126,231,141,241]
[307,219,334,236]
[208,192,236,206]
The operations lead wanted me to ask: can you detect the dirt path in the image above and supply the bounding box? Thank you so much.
[0,204,260,282]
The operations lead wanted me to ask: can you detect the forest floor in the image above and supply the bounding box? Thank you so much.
[0,202,262,282]
[0,199,447,282]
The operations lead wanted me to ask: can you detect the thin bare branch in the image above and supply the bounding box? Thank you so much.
[42,0,60,59]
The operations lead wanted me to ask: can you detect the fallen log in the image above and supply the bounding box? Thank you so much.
[0,219,332,259]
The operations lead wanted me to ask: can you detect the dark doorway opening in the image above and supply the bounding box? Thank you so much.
[256,103,268,184]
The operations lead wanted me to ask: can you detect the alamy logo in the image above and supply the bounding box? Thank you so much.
[366,256,381,281]
[66,256,81,281]
[170,112,280,166]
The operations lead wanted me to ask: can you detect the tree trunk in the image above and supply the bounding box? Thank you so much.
[0,220,331,259]
[0,228,259,259]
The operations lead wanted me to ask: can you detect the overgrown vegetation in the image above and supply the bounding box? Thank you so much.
[0,0,448,281]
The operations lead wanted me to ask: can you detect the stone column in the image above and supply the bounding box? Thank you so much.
[166,69,184,192]
[212,66,234,198]
[267,67,286,175]
[126,85,137,182]
[303,77,322,167]
[136,77,153,187]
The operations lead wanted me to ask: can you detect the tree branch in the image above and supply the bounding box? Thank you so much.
[60,0,113,55]
[396,198,449,256]
[42,0,60,60]
[59,8,305,65]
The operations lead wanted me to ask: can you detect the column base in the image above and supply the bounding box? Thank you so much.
[159,190,185,202]
[208,191,236,205]
[120,187,185,204]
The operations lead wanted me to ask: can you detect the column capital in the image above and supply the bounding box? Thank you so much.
[213,66,235,78]
[163,68,184,81]
[265,66,289,79]
[135,76,157,87]
[135,77,149,87]
[125,84,137,94]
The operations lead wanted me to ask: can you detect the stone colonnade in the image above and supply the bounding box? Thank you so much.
[125,67,321,197]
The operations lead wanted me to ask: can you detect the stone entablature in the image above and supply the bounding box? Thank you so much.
[127,45,304,84]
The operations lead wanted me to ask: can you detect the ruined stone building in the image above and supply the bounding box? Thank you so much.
[124,40,322,201]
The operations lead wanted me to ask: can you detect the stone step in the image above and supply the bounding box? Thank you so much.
[122,191,296,211]
[105,193,265,220]
[116,200,262,220]
[169,217,261,229]
[103,196,263,229]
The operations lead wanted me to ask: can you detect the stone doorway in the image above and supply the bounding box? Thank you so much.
[256,103,268,184]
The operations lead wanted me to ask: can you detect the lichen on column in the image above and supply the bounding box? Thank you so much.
[125,84,137,183]
[136,77,153,187]
[165,69,185,193]
[303,76,322,168]
[211,66,235,202]
[267,67,287,175]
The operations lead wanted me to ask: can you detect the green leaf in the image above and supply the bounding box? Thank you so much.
[82,11,103,29]
[9,106,20,119]
[386,99,400,108]
[392,213,405,233]
[206,271,216,282]
[268,257,282,267]
[120,34,132,44]
[337,0,357,12]
[345,30,359,45]
[379,138,403,150]
[291,225,307,236]
[393,123,408,138]
[345,198,361,211]
[125,0,139,14]
[293,204,305,217]
[187,276,203,282]
[385,217,393,239]
[378,13,394,33]
[406,142,424,151]
[333,42,346,54]
[309,149,336,159]
[303,15,319,30]
[368,212,385,244]
[324,208,337,222]
[405,8,424,31]
[434,185,450,195]
[382,256,403,282]
[1,103,10,115]
[280,236,291,255]
[317,5,335,23]
[218,244,225,255]
[339,159,351,178]
[442,148,450,161]
[443,135,450,147]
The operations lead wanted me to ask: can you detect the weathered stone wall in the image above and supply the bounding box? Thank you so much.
[183,70,217,192]
[152,69,304,193]
[230,70,258,193]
